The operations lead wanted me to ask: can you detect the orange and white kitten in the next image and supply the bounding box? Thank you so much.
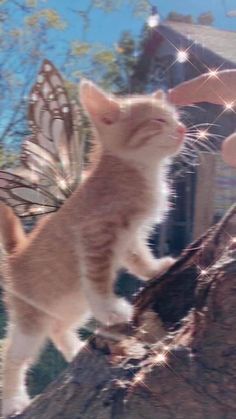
[1,81,185,417]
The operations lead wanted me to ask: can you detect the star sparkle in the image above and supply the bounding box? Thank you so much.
[196,129,209,140]
[147,14,160,28]
[196,265,210,277]
[204,64,224,81]
[176,50,189,63]
[152,352,167,365]
[224,101,235,111]
[208,69,219,78]
[200,269,208,276]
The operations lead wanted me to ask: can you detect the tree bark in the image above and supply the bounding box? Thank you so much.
[17,205,236,419]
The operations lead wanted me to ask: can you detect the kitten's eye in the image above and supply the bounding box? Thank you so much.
[102,116,114,125]
[152,118,166,124]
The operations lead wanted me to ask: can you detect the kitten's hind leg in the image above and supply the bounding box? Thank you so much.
[2,322,46,418]
[50,322,85,362]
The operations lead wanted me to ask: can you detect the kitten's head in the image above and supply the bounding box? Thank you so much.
[79,80,185,164]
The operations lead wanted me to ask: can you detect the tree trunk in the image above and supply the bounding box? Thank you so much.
[18,205,236,419]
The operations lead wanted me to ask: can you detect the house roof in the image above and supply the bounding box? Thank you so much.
[163,21,236,65]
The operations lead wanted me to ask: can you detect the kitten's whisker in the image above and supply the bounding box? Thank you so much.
[187,140,219,153]
[179,104,205,111]
[179,146,199,159]
[188,122,221,128]
[187,123,219,135]
[187,128,223,136]
[180,150,199,160]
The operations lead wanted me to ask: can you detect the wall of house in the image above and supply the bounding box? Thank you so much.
[144,28,236,253]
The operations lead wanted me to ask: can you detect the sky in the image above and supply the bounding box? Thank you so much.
[1,0,236,148]
[51,0,236,49]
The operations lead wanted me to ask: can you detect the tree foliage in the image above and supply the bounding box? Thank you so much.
[0,0,152,153]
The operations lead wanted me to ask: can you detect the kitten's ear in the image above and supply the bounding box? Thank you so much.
[79,80,120,125]
[152,89,167,101]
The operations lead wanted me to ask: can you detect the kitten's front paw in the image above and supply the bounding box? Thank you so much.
[92,297,133,326]
[64,339,86,363]
[2,394,30,418]
[151,256,175,278]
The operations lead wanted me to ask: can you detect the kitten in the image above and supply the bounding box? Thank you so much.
[1,81,185,417]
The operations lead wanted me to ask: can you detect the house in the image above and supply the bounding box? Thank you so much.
[132,21,236,254]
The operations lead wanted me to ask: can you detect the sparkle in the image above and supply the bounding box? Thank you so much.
[133,371,146,386]
[200,269,208,276]
[207,69,219,78]
[224,102,235,111]
[147,14,160,28]
[196,264,210,277]
[231,237,236,244]
[153,352,167,365]
[176,50,189,63]
[147,5,160,29]
[196,129,209,140]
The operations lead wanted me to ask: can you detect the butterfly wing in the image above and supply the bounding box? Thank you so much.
[0,171,60,217]
[22,59,84,200]
[0,60,85,218]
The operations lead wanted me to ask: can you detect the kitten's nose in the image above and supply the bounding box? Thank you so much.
[177,123,186,137]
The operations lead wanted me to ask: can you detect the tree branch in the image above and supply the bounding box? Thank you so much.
[10,204,236,419]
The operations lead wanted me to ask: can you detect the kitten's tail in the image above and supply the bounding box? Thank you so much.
[0,203,26,256]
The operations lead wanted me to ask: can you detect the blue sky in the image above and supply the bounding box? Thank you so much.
[52,0,236,48]
[1,0,236,148]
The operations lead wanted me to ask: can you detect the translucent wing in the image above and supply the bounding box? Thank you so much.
[0,60,84,218]
[22,59,84,198]
[0,171,60,217]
